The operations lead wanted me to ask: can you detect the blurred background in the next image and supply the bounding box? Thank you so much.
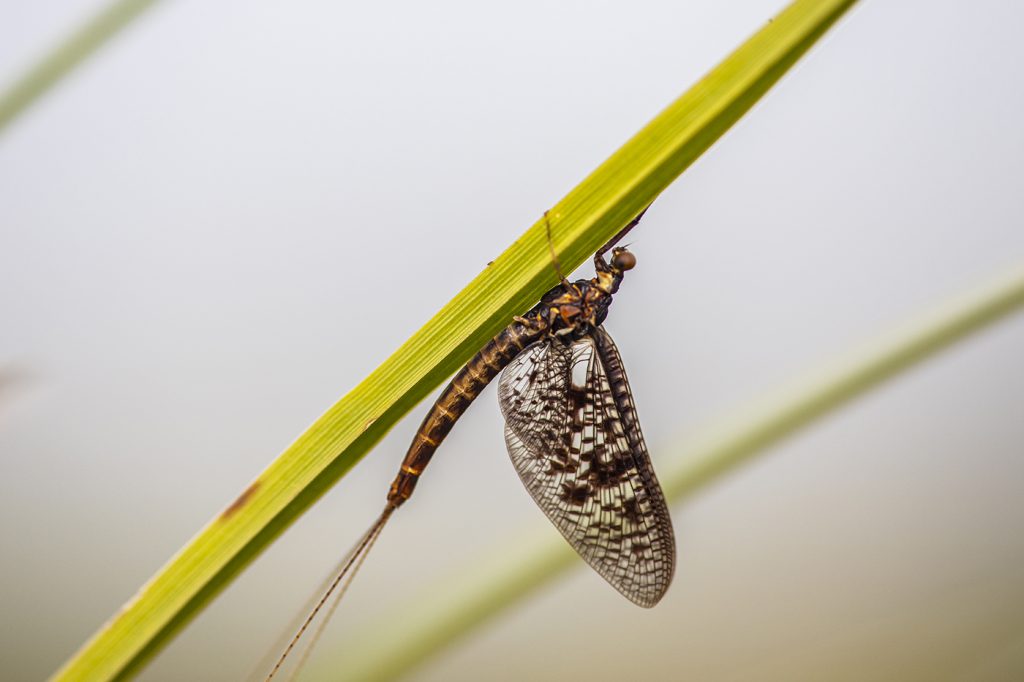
[2,0,1024,680]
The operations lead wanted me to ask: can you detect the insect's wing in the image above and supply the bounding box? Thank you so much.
[498,331,675,607]
[498,340,573,455]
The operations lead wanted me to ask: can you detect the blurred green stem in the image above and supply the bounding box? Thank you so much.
[0,0,159,133]
[332,264,1024,681]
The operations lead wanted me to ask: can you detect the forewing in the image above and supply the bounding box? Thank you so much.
[498,331,675,607]
[498,339,573,457]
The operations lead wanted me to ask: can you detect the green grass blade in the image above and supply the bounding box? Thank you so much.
[332,264,1024,681]
[51,0,858,679]
[0,0,160,134]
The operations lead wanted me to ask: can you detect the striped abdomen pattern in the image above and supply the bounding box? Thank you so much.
[387,320,545,505]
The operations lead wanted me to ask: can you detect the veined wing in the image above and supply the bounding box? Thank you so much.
[498,329,675,607]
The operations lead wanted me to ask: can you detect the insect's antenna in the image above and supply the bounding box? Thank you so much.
[544,211,571,287]
[263,504,395,682]
[596,205,650,258]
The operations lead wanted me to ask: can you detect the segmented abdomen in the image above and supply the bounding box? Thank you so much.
[387,320,544,505]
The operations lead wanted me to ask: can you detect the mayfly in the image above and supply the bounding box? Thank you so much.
[265,211,675,680]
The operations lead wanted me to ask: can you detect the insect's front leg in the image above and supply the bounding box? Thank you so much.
[595,206,649,266]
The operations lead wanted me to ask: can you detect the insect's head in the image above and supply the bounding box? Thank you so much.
[591,246,636,297]
[610,247,636,273]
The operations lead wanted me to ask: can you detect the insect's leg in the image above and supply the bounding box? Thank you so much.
[596,205,651,262]
[544,211,571,287]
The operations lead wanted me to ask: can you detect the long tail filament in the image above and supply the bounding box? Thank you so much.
[263,504,395,681]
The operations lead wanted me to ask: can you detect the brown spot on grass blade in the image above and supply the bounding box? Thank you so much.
[221,481,261,520]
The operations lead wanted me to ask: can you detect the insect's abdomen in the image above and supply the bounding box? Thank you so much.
[387,321,543,506]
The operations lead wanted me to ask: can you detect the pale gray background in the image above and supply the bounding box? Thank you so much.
[2,1,1023,680]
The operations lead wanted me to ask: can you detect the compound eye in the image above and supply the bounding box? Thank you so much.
[612,248,636,271]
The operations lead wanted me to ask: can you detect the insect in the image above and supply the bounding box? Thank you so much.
[265,210,675,680]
